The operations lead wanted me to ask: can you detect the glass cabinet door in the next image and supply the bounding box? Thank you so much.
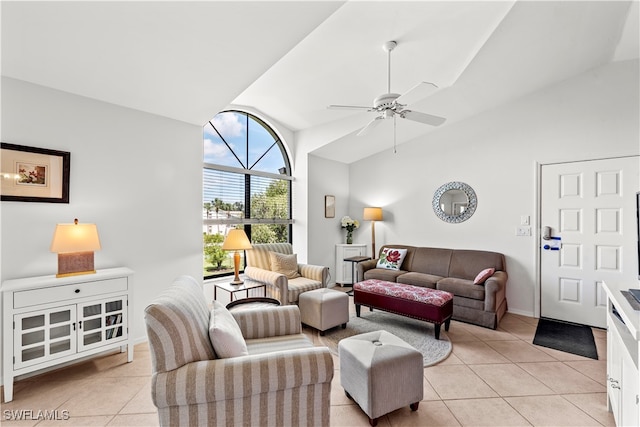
[13,306,76,370]
[77,296,127,352]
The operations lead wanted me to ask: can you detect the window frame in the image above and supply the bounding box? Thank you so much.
[203,111,293,280]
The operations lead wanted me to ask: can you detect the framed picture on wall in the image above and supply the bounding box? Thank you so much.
[325,195,335,218]
[1,143,70,203]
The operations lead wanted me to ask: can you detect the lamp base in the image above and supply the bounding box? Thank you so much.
[56,251,96,278]
[230,279,244,285]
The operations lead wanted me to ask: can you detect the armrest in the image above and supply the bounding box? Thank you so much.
[232,305,302,339]
[298,263,329,286]
[357,259,378,282]
[152,346,334,408]
[483,271,508,312]
[244,266,288,304]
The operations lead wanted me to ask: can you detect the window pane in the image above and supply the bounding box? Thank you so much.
[251,146,286,174]
[203,226,242,278]
[207,112,247,168]
[203,169,245,220]
[204,122,242,168]
[250,176,289,219]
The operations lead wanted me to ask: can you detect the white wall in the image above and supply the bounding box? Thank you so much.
[311,59,640,317]
[1,78,203,383]
[307,155,350,285]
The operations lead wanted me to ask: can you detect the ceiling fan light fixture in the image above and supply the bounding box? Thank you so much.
[328,39,447,142]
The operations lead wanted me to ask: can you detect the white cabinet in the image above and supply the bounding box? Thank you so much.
[2,268,134,402]
[335,244,367,285]
[604,281,640,426]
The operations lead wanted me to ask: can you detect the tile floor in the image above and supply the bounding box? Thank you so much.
[1,309,614,426]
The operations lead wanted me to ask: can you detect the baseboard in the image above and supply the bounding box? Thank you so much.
[506,308,535,318]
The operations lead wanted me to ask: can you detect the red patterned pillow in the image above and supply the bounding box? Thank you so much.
[473,268,495,285]
[376,248,408,270]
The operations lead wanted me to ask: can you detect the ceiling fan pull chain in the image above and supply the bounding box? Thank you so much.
[393,115,397,154]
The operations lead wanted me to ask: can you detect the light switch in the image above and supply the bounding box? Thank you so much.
[520,215,530,225]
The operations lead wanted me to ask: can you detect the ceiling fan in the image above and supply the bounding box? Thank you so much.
[328,41,446,138]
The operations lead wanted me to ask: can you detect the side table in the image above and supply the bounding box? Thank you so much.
[214,281,266,302]
[343,255,371,295]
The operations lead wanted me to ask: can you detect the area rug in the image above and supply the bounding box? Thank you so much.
[318,311,452,366]
[532,318,598,359]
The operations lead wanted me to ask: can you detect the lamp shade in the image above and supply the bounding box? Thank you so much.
[50,221,101,253]
[222,229,252,251]
[363,207,383,221]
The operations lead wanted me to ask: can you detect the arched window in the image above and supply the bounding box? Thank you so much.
[203,111,292,279]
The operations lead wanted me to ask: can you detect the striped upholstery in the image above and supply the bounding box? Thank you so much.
[144,275,216,373]
[145,275,334,427]
[231,305,301,339]
[245,243,329,305]
[246,242,293,270]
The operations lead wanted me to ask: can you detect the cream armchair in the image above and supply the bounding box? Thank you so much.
[144,275,333,427]
[244,243,329,305]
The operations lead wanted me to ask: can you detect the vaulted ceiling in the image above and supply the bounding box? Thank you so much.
[2,1,638,164]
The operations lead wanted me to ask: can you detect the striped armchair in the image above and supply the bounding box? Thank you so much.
[144,275,333,427]
[244,243,329,305]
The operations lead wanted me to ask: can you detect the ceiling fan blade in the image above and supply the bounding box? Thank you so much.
[356,116,384,136]
[327,104,372,111]
[400,110,446,126]
[395,81,439,107]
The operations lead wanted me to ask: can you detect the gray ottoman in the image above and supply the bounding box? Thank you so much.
[299,288,349,335]
[338,330,423,426]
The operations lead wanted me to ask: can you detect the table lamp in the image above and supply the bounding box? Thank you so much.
[363,207,383,257]
[222,229,252,285]
[50,218,101,278]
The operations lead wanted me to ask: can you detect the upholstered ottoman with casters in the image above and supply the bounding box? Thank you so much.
[299,288,349,335]
[338,330,423,426]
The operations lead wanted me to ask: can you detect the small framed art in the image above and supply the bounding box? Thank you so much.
[1,143,70,203]
[325,195,335,218]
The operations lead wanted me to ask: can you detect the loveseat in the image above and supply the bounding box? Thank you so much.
[357,245,507,329]
[144,275,333,426]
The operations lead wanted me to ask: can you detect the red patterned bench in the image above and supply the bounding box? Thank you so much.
[353,279,453,339]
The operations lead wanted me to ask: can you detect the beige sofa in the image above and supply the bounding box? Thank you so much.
[357,245,507,329]
[144,275,333,426]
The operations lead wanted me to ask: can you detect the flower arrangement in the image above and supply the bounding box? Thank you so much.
[341,216,360,244]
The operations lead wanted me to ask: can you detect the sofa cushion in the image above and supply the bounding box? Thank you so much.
[473,268,495,285]
[437,277,485,301]
[209,301,249,358]
[363,268,407,282]
[245,333,314,355]
[286,276,323,303]
[396,272,440,288]
[409,247,453,277]
[269,251,301,279]
[448,250,505,280]
[376,248,408,270]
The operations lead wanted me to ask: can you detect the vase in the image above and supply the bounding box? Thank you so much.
[346,230,353,244]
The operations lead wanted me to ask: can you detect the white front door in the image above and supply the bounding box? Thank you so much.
[540,156,639,328]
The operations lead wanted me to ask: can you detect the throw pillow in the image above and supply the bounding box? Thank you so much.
[376,248,408,270]
[269,251,301,279]
[209,300,248,358]
[473,268,496,285]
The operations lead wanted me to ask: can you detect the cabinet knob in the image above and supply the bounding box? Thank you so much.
[75,289,80,293]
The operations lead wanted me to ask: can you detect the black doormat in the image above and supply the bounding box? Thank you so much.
[532,318,598,360]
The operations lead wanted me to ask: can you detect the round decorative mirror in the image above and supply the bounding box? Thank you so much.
[432,181,477,223]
